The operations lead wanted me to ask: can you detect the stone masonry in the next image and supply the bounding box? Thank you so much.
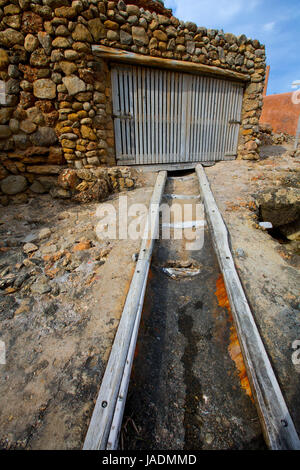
[0,0,266,202]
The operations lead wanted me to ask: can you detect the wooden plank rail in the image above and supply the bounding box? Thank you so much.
[92,45,250,83]
[83,171,167,450]
[196,163,300,450]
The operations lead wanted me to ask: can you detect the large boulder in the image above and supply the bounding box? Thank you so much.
[1,175,27,195]
[255,187,300,227]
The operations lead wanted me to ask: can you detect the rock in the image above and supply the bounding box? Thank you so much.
[127,15,139,26]
[132,26,149,46]
[5,79,20,95]
[52,37,70,48]
[55,25,69,37]
[33,79,56,99]
[1,175,27,195]
[0,49,9,70]
[88,18,106,41]
[50,187,71,199]
[26,107,44,125]
[280,219,300,241]
[24,33,39,52]
[73,240,91,251]
[22,11,43,33]
[48,147,64,165]
[120,30,133,45]
[37,32,52,55]
[23,242,38,254]
[4,14,22,30]
[0,29,24,47]
[235,248,246,259]
[4,5,21,15]
[256,188,300,227]
[186,41,195,54]
[0,164,8,180]
[104,20,119,31]
[107,30,119,41]
[30,48,51,67]
[14,299,31,315]
[62,76,86,96]
[40,244,57,255]
[30,180,47,194]
[54,6,77,19]
[73,178,112,203]
[126,4,140,16]
[30,127,57,146]
[76,169,96,181]
[64,49,79,61]
[0,107,14,125]
[72,24,93,42]
[9,118,20,133]
[58,168,79,189]
[185,21,197,32]
[27,165,61,175]
[81,125,96,140]
[8,65,21,79]
[245,140,258,151]
[153,30,167,42]
[118,0,127,11]
[31,276,51,295]
[14,272,30,289]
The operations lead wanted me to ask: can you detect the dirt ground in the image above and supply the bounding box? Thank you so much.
[205,143,300,435]
[0,172,156,450]
[0,142,299,449]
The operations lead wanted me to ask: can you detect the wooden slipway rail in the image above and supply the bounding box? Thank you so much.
[83,167,300,451]
[196,164,300,450]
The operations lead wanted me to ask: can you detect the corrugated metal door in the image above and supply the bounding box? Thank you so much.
[111,64,243,165]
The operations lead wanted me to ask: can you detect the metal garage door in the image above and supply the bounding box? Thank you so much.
[111,64,243,165]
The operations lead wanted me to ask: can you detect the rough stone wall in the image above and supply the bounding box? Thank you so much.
[0,0,266,200]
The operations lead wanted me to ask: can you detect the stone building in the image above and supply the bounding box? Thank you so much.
[0,0,266,201]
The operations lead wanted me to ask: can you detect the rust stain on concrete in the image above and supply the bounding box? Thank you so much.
[215,274,253,399]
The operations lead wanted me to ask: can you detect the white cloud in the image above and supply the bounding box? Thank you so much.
[263,21,276,32]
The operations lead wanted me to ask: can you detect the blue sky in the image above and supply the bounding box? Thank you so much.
[164,0,300,95]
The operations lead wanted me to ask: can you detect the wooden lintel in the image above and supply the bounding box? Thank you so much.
[92,45,250,82]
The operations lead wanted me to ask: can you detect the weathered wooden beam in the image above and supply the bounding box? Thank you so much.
[92,45,250,82]
[83,171,167,450]
[196,163,300,450]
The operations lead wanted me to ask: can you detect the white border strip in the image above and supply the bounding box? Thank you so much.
[106,272,148,450]
[196,164,300,450]
[83,171,167,450]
